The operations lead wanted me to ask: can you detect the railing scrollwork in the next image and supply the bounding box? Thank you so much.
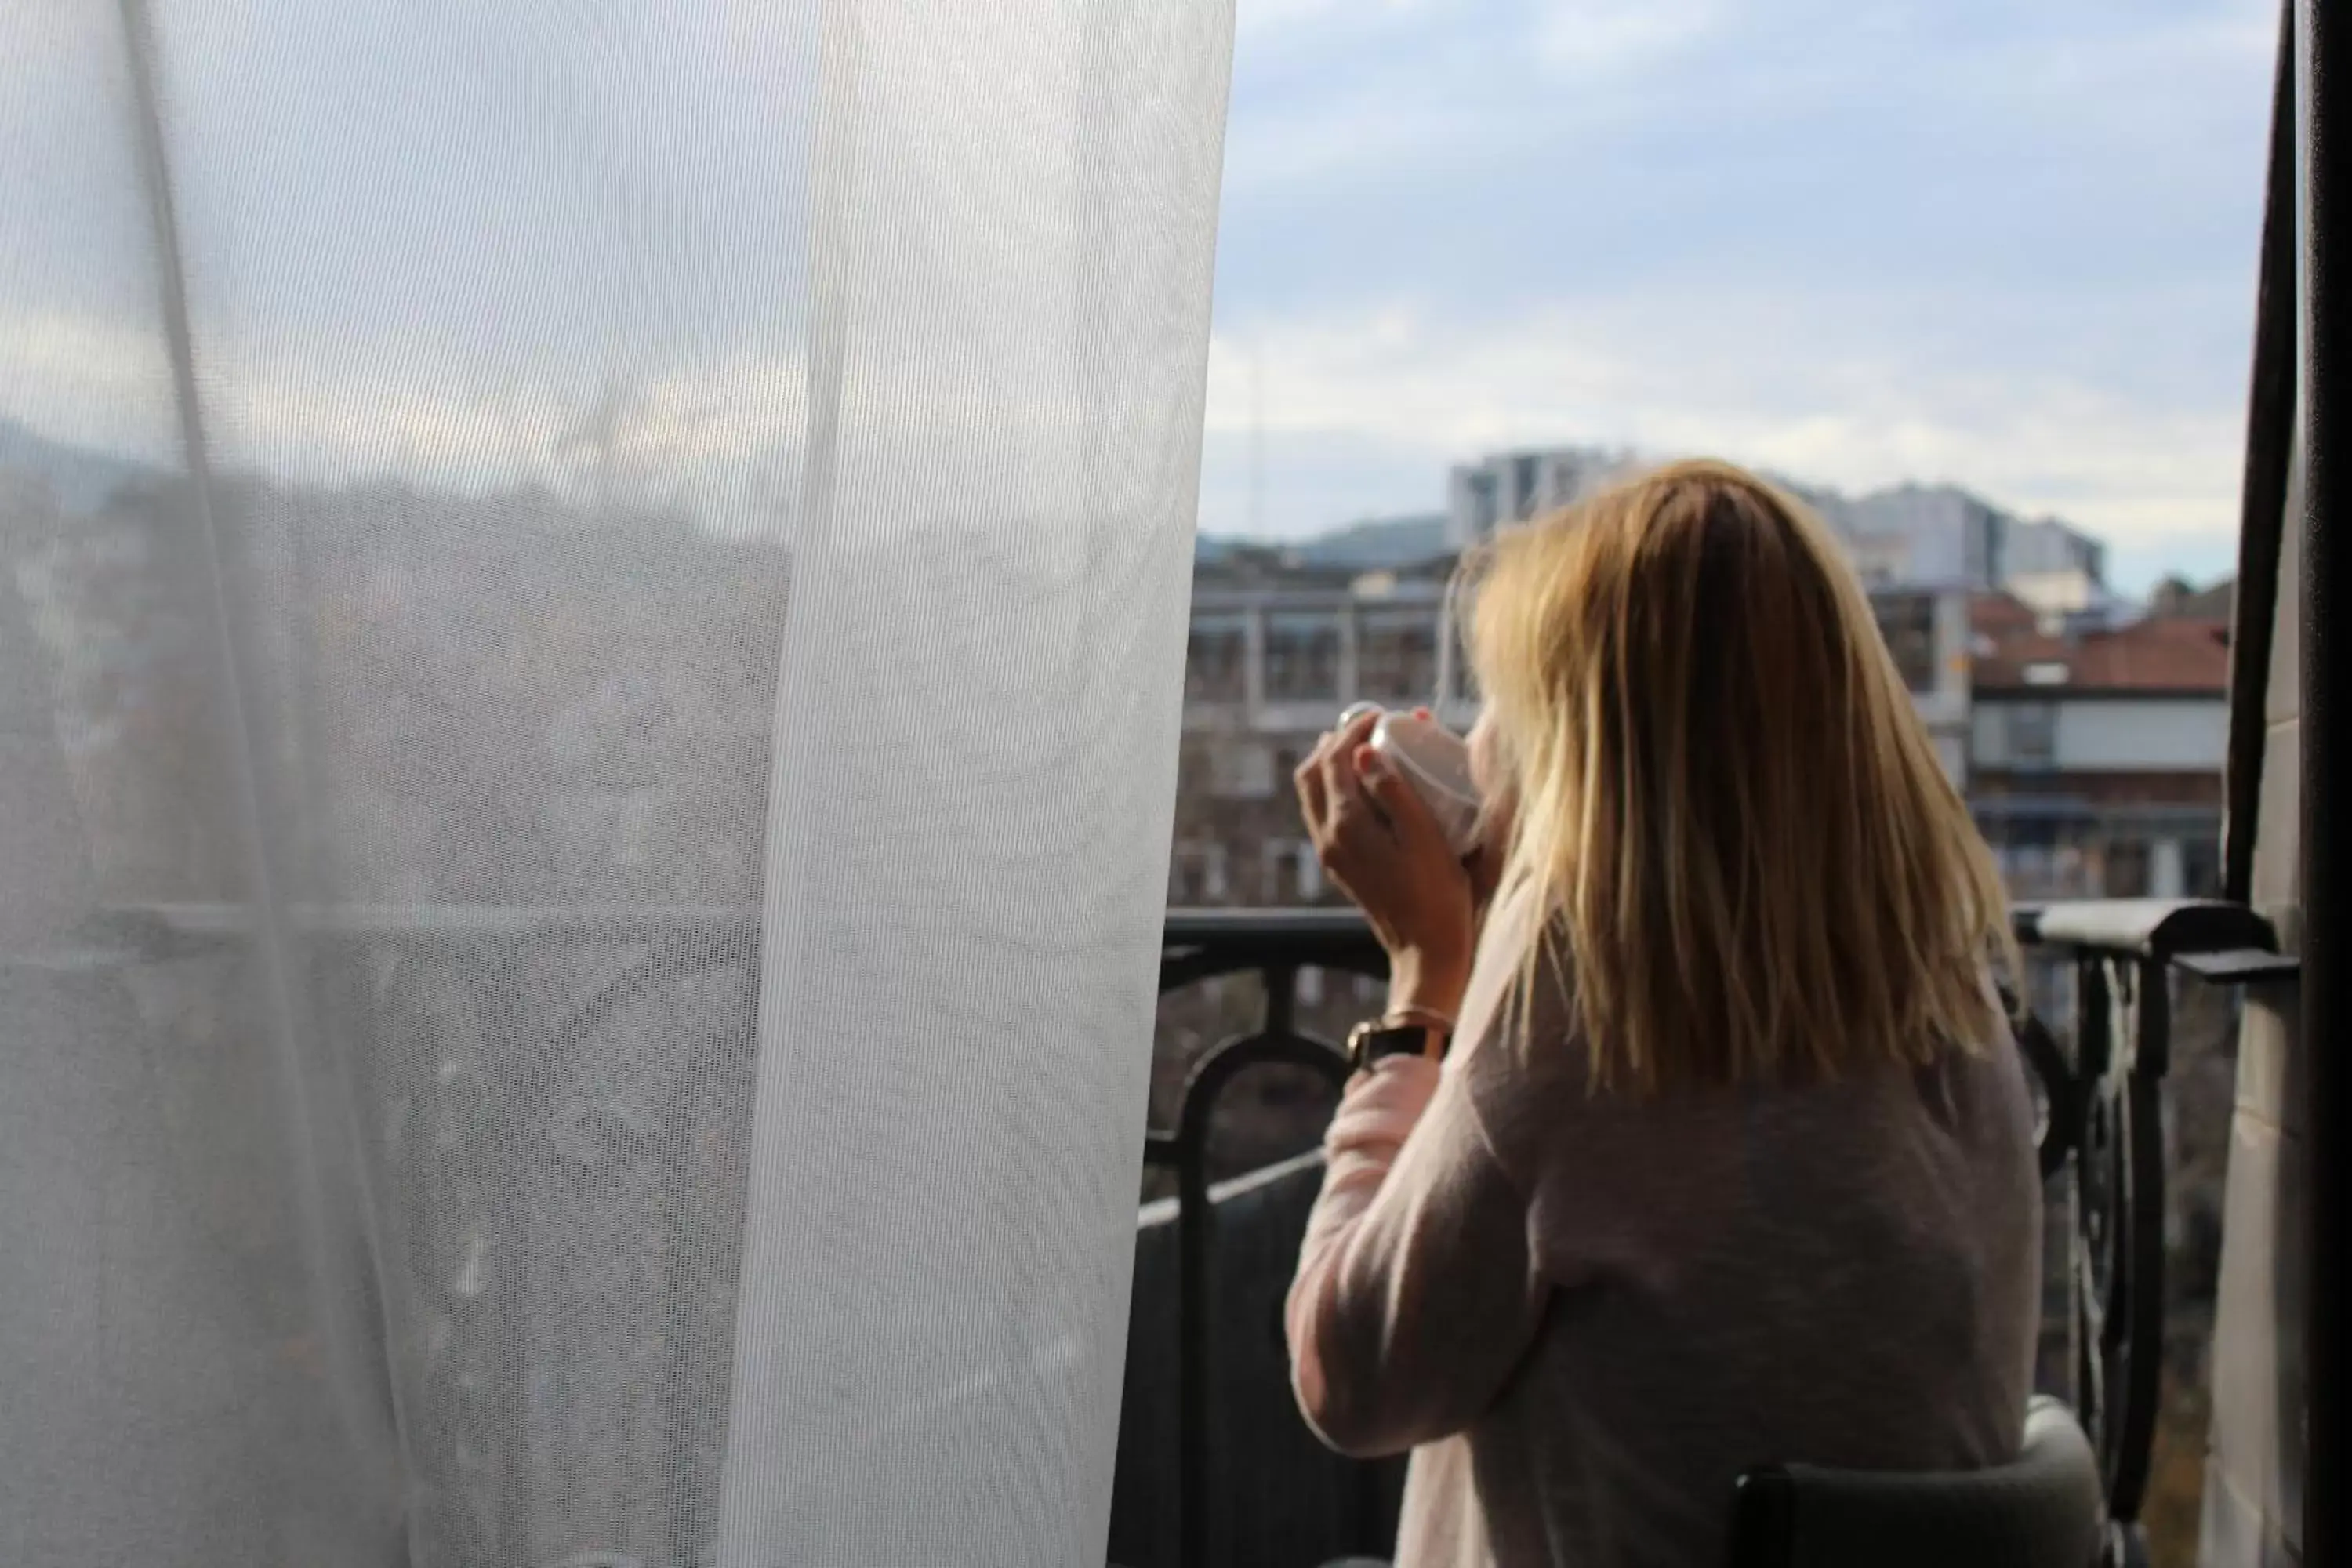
[1151,900,2298,1568]
[78,896,2300,1568]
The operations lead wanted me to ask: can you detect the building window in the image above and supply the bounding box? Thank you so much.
[2183,835,2222,898]
[1466,471,1497,539]
[1186,615,1247,702]
[1264,612,1340,703]
[1356,607,1439,703]
[1272,745,1318,804]
[1259,842,1288,904]
[2103,840,2151,898]
[1871,593,1936,694]
[1448,612,1479,703]
[1990,819,2102,900]
[1168,842,1228,906]
[1208,741,1276,799]
[1512,455,1539,521]
[2005,702,2057,771]
[1259,840,1323,905]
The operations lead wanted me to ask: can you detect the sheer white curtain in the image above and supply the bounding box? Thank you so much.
[0,3,1232,1564]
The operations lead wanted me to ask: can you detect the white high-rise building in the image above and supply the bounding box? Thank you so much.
[1445,445,2107,601]
[1443,446,1642,549]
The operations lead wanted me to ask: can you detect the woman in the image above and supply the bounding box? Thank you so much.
[1287,459,2042,1568]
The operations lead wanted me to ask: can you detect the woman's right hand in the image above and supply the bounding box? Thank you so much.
[1295,709,1479,1020]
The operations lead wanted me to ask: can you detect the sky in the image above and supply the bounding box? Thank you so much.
[1,0,2280,593]
[0,0,1240,547]
[1197,0,2281,596]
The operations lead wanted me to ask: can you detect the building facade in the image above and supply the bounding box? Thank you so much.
[1443,445,2107,597]
[1184,446,2216,931]
[1170,551,1977,909]
[1170,552,2229,916]
[1966,593,2231,902]
[1444,447,1642,550]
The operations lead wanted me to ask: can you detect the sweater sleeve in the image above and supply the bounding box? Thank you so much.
[1283,1051,1549,1459]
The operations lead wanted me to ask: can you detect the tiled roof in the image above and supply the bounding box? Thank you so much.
[1971,593,2043,637]
[1972,595,2230,692]
[2148,577,2238,621]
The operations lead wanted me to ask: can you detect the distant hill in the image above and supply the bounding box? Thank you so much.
[1294,512,1448,568]
[1198,511,1447,572]
[0,418,158,515]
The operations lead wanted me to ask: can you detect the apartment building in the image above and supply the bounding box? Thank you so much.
[1171,564,2229,921]
[1168,550,1975,907]
[1967,593,2231,901]
[1171,558,1464,909]
[1179,436,2227,930]
[1445,445,2108,598]
[1443,447,1642,550]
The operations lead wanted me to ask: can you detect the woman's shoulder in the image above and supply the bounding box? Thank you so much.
[1453,883,1575,1085]
[1450,885,1639,1171]
[1450,887,2022,1185]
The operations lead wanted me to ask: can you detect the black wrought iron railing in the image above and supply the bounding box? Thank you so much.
[78,894,2301,1568]
[1138,899,2299,1568]
[78,900,765,1566]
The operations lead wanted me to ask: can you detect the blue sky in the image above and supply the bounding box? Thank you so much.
[1,0,2278,592]
[1198,0,2279,594]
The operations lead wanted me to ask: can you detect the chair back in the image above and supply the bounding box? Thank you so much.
[1726,1397,2105,1568]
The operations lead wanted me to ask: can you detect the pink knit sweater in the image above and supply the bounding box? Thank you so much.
[1285,887,2042,1568]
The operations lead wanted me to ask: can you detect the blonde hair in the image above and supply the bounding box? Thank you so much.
[1461,458,2017,1095]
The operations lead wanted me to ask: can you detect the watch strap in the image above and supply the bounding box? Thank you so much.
[1346,1014,1450,1072]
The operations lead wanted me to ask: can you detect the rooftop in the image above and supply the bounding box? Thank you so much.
[1972,593,2230,693]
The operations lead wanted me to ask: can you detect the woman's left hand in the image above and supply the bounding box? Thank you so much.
[1295,710,1478,1020]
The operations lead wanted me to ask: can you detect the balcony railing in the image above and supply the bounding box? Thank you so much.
[1121,900,2296,1568]
[70,894,2297,1568]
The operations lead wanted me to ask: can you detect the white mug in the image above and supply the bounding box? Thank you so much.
[1357,707,1483,855]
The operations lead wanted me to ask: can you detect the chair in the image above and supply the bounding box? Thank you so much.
[1726,1396,2105,1568]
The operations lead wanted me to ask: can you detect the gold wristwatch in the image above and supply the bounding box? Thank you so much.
[1345,1009,1452,1072]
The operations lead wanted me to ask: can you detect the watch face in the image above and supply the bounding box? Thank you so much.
[1352,1024,1422,1069]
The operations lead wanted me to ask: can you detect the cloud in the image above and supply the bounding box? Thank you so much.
[2,0,2275,596]
[1200,292,2249,550]
[1236,0,1430,36]
[1203,0,2276,594]
[1533,0,1722,81]
[0,303,811,502]
[2,0,1232,547]
[0,292,1216,550]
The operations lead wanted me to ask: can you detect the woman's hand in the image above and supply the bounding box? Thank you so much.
[1294,709,1478,1021]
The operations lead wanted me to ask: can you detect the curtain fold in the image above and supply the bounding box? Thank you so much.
[0,3,1234,1563]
